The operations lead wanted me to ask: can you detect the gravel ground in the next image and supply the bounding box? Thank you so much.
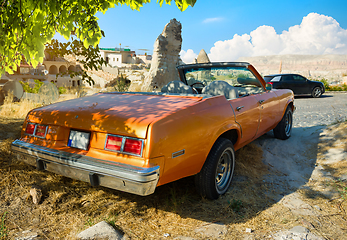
[293,92,347,127]
[251,92,347,240]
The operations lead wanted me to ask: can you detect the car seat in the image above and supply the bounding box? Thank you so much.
[161,81,195,94]
[201,81,239,99]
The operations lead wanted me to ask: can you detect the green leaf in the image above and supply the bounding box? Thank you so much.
[83,38,90,49]
[7,68,14,74]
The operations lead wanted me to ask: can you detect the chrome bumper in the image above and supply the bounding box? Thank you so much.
[11,139,160,196]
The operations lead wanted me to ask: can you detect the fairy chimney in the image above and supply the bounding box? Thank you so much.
[196,49,210,63]
[141,18,182,91]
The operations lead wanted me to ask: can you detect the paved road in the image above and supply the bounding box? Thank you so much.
[293,92,347,128]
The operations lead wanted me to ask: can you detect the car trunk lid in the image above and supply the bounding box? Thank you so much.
[26,93,203,138]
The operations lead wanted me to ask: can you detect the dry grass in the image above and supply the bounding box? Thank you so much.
[0,92,43,119]
[298,122,347,239]
[0,100,346,239]
[0,134,269,239]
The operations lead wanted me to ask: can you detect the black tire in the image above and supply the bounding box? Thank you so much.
[311,86,322,98]
[195,138,235,200]
[273,106,293,140]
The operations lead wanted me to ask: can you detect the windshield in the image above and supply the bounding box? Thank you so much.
[184,66,260,86]
[183,66,264,97]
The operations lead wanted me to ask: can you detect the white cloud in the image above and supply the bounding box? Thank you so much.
[203,17,224,24]
[180,49,198,64]
[209,34,254,61]
[183,13,347,62]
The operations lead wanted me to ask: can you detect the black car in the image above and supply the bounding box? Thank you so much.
[264,74,325,98]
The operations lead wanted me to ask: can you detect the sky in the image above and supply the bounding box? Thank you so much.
[57,0,347,64]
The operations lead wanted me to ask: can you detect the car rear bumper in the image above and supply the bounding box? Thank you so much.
[11,139,160,196]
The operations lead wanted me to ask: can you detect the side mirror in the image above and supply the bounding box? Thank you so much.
[265,83,273,91]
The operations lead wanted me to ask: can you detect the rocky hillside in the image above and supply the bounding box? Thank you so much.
[238,54,347,84]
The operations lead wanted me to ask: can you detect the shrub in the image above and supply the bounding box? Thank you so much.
[329,85,343,91]
[105,74,130,92]
[115,75,130,92]
[318,79,347,91]
[319,78,330,90]
[58,86,67,94]
[20,79,43,93]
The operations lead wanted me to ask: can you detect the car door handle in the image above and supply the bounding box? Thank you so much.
[258,100,265,104]
[236,106,244,111]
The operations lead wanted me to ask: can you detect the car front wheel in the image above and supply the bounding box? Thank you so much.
[195,138,235,200]
[311,86,322,98]
[273,106,293,140]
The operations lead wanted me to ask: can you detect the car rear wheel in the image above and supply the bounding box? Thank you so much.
[273,106,293,140]
[311,86,322,98]
[195,138,235,200]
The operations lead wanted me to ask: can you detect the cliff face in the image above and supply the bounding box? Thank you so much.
[238,55,347,84]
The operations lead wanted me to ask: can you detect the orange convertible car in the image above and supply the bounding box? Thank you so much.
[12,62,294,199]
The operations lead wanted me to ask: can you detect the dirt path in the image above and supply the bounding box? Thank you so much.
[248,123,347,239]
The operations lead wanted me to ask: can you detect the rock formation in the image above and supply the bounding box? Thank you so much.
[140,19,182,91]
[239,54,347,84]
[196,49,210,63]
[0,80,24,104]
[30,185,42,205]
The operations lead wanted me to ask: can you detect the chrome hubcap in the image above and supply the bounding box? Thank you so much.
[284,111,292,136]
[215,149,233,192]
[314,88,321,97]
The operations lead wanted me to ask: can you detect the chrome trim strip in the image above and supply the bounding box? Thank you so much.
[172,149,185,158]
[11,139,159,195]
[120,136,126,151]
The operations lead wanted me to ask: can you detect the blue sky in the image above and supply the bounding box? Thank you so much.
[57,0,347,63]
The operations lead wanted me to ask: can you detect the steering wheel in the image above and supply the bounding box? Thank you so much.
[190,82,205,88]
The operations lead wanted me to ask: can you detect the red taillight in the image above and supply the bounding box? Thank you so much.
[124,138,142,155]
[35,125,47,137]
[25,123,36,135]
[267,82,273,85]
[105,134,143,156]
[25,123,48,138]
[105,135,123,151]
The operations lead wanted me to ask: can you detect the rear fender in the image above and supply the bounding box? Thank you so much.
[188,124,240,179]
[276,90,294,118]
[209,124,241,152]
[284,99,295,115]
[149,96,240,185]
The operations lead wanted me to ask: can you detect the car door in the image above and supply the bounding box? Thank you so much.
[229,95,260,146]
[292,75,309,94]
[279,75,298,93]
[253,91,281,136]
